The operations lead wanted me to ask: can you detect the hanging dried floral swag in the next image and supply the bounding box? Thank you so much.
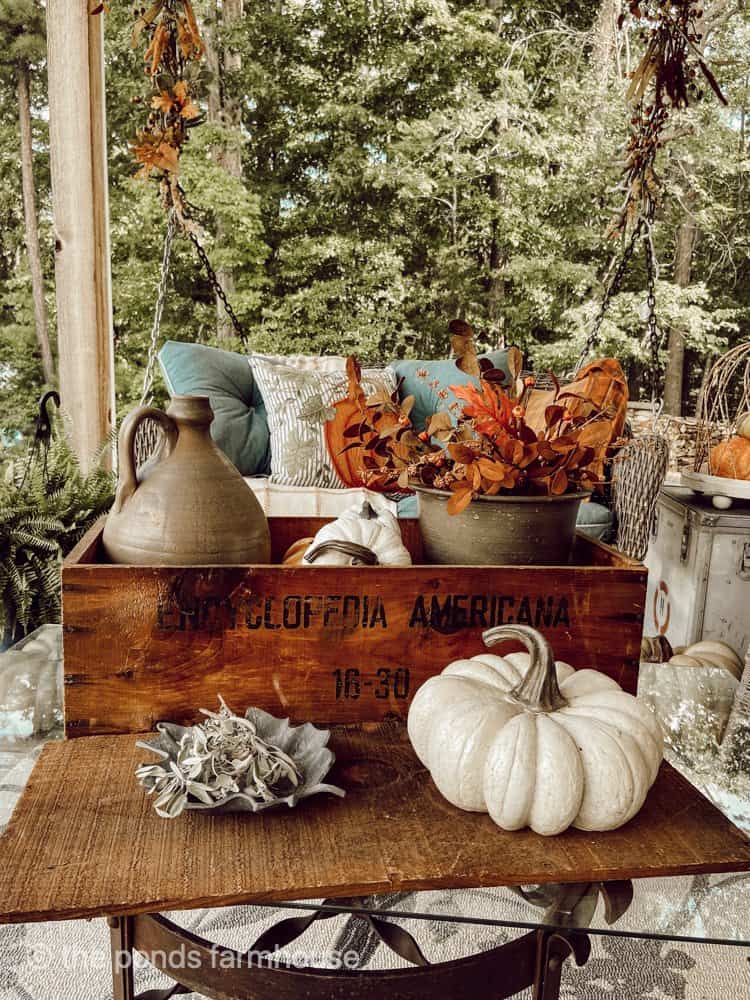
[90,2,248,338]
[610,1,727,237]
[90,1,206,223]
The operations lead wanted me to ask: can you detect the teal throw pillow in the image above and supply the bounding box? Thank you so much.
[159,341,271,476]
[389,350,512,432]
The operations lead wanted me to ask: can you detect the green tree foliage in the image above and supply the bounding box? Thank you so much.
[1,0,749,433]
[103,0,748,416]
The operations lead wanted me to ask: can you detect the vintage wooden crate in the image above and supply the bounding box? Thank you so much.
[62,517,647,737]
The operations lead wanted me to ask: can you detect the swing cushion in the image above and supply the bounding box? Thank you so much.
[159,341,271,475]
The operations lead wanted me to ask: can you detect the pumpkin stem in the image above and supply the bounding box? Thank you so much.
[304,539,379,565]
[482,625,567,712]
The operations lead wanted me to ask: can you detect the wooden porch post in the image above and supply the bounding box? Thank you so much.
[46,1,115,469]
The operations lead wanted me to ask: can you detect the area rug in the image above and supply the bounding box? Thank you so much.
[1,747,748,999]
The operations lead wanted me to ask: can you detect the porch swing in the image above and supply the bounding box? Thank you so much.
[120,0,690,565]
[131,200,669,563]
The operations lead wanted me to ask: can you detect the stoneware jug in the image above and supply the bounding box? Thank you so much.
[103,395,271,565]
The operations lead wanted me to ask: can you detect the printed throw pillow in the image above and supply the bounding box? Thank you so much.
[257,353,346,373]
[389,349,512,433]
[250,356,396,488]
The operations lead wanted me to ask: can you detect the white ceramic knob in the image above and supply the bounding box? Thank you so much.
[712,494,732,510]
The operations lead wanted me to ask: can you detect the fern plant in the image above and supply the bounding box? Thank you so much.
[0,423,115,644]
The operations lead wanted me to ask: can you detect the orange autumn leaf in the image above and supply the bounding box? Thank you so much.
[152,82,201,121]
[131,132,180,176]
[550,469,569,495]
[177,17,196,59]
[151,91,175,114]
[448,443,477,465]
[154,142,179,172]
[144,22,170,77]
[180,99,200,120]
[176,81,201,120]
[577,421,615,449]
[451,380,512,437]
[446,482,474,515]
[181,0,206,57]
[450,319,481,378]
[476,458,508,481]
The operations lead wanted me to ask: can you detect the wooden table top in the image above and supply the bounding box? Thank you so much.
[1,721,748,925]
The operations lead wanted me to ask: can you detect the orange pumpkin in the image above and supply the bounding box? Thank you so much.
[710,436,750,481]
[282,538,314,566]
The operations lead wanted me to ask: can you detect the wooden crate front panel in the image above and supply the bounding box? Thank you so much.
[63,554,646,736]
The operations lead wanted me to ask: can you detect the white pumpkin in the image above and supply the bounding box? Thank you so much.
[408,625,664,836]
[667,654,704,668]
[674,640,743,680]
[638,638,743,745]
[303,500,412,567]
[736,411,750,440]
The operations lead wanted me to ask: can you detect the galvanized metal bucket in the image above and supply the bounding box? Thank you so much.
[413,487,591,565]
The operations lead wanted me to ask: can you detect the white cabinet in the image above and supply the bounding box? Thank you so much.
[644,488,750,661]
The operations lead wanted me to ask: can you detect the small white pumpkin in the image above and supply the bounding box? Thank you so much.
[667,654,704,668]
[640,638,743,744]
[408,625,663,836]
[736,411,750,440]
[303,500,412,567]
[676,640,743,680]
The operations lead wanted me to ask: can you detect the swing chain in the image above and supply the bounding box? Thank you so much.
[574,218,644,375]
[574,210,663,422]
[140,208,178,406]
[139,204,248,408]
[643,215,663,416]
[186,228,248,345]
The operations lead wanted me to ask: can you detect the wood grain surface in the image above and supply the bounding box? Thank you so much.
[62,520,646,736]
[47,4,115,469]
[1,722,747,925]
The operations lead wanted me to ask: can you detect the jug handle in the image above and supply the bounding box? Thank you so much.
[112,406,178,515]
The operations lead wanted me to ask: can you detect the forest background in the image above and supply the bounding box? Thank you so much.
[0,0,748,463]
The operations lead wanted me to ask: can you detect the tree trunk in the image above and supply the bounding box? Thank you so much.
[662,4,726,416]
[485,0,506,348]
[206,0,244,340]
[487,168,506,348]
[663,204,698,415]
[590,0,619,103]
[18,62,54,384]
[205,5,222,121]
